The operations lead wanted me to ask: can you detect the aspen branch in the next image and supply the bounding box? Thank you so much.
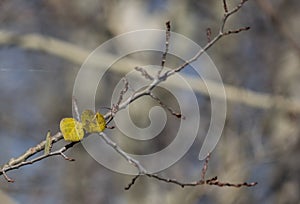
[125,153,257,190]
[1,0,257,190]
[98,132,147,174]
[162,0,249,77]
[0,132,76,182]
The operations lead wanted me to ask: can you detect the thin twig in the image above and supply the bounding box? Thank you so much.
[224,26,250,35]
[149,92,185,119]
[124,174,140,190]
[201,152,210,180]
[160,0,249,79]
[0,140,78,181]
[207,178,257,187]
[98,132,147,174]
[125,153,257,190]
[109,78,130,125]
[2,170,14,183]
[157,21,171,77]
[222,0,228,13]
[134,67,154,80]
[0,132,63,177]
[72,97,81,121]
[112,78,129,113]
[206,28,212,43]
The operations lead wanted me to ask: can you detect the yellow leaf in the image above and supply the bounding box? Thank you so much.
[44,130,52,155]
[60,118,84,142]
[81,109,106,133]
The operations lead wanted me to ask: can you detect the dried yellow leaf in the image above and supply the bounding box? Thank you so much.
[81,109,106,133]
[60,118,84,142]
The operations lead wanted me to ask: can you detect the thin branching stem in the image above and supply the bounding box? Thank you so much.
[1,0,255,190]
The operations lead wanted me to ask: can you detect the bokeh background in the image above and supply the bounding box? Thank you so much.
[1,0,300,203]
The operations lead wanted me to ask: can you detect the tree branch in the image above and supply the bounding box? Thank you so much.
[124,153,257,190]
[1,132,77,182]
[98,132,147,174]
[1,1,257,190]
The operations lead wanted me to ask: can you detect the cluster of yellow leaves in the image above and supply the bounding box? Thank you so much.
[59,109,106,142]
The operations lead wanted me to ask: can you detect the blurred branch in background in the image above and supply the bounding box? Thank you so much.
[256,0,300,55]
[0,190,17,204]
[1,30,300,113]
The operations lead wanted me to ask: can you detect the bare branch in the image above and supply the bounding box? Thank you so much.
[110,77,130,125]
[207,178,257,187]
[59,152,75,161]
[2,170,14,183]
[224,26,250,35]
[160,0,249,78]
[223,0,228,13]
[115,78,129,109]
[98,132,147,174]
[72,96,80,121]
[134,66,154,80]
[201,152,210,180]
[124,175,140,190]
[157,21,171,77]
[125,153,257,190]
[0,132,63,175]
[206,28,212,43]
[149,92,185,119]
[0,139,78,181]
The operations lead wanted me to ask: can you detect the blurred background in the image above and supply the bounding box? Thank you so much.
[0,0,300,203]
